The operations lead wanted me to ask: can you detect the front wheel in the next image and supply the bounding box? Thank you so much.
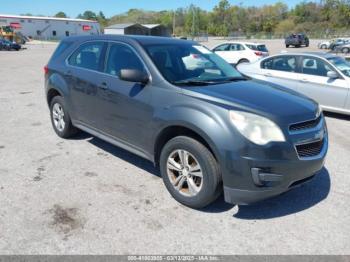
[160,136,222,209]
[342,47,350,54]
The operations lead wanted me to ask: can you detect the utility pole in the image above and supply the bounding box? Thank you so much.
[192,6,195,38]
[173,10,176,36]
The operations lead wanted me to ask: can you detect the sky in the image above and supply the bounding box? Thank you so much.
[0,0,307,18]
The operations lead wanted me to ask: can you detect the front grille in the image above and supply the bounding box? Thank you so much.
[289,116,322,132]
[296,139,324,158]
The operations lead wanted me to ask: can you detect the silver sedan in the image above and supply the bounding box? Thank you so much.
[237,52,350,115]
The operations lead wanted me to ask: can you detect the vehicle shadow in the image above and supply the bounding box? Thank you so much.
[73,133,330,218]
[232,168,330,220]
[324,111,350,121]
[87,135,160,177]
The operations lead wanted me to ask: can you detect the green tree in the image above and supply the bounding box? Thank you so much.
[54,12,68,18]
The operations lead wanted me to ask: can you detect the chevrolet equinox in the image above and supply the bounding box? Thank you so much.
[45,35,328,208]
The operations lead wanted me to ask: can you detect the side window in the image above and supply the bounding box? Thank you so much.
[230,44,245,51]
[261,56,297,72]
[302,57,331,77]
[105,43,146,77]
[68,42,104,71]
[214,44,230,52]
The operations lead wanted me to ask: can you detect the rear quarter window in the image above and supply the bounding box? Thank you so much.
[50,41,73,61]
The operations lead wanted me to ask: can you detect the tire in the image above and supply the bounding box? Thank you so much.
[286,45,289,48]
[49,96,78,138]
[160,136,222,209]
[342,47,350,54]
[321,44,327,49]
[306,43,309,47]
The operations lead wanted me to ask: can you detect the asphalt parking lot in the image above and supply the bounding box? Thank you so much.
[0,39,349,255]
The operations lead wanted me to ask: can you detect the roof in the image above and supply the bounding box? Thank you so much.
[142,24,163,29]
[105,23,143,29]
[0,14,98,23]
[64,34,195,46]
[279,51,337,59]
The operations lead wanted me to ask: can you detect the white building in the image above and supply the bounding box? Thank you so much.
[104,23,170,37]
[0,14,100,40]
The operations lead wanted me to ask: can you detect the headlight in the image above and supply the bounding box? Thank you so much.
[229,110,285,145]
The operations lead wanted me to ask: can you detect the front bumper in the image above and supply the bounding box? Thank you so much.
[222,119,328,205]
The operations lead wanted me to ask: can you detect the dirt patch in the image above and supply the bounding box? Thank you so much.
[19,91,33,95]
[0,145,5,149]
[85,171,98,177]
[48,204,85,236]
[31,122,42,127]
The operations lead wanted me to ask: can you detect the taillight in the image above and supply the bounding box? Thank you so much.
[254,51,263,56]
[44,65,49,75]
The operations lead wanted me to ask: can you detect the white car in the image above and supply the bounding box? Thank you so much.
[237,52,350,115]
[212,42,269,65]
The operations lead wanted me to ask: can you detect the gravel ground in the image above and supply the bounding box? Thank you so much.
[0,39,349,255]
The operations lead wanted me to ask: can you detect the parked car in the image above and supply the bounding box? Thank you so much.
[237,52,350,115]
[45,36,327,208]
[212,42,269,65]
[329,38,350,51]
[334,42,350,53]
[285,33,309,48]
[318,40,331,49]
[0,38,21,51]
[318,38,348,50]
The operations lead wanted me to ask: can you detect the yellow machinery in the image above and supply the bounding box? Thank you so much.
[0,26,23,44]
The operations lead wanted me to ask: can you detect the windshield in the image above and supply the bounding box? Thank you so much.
[144,43,243,85]
[327,56,350,77]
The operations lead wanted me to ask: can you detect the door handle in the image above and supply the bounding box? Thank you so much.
[99,82,108,90]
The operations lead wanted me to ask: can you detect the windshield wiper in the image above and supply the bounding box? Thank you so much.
[172,79,217,86]
[219,76,247,82]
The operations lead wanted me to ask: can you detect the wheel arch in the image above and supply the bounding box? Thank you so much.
[153,125,219,167]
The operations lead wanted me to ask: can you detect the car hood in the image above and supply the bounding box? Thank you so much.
[183,79,318,125]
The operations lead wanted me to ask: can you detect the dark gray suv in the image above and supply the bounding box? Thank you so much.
[45,35,328,208]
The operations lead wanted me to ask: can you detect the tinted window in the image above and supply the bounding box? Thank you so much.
[301,57,332,77]
[214,44,230,51]
[246,44,268,52]
[230,44,245,51]
[105,43,146,76]
[68,42,104,71]
[51,41,72,61]
[261,56,297,72]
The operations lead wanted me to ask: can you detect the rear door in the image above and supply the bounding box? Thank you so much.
[213,44,233,63]
[229,43,246,63]
[257,55,303,91]
[66,41,107,126]
[298,56,348,110]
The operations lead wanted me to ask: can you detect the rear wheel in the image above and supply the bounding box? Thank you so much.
[286,45,289,48]
[50,96,78,138]
[342,47,350,54]
[321,44,327,49]
[160,136,222,209]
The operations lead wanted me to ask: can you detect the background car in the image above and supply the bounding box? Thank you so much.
[329,38,350,51]
[285,33,309,48]
[318,40,332,49]
[237,52,350,115]
[212,42,269,65]
[0,38,21,51]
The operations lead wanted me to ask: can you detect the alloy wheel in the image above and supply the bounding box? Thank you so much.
[52,103,65,132]
[166,149,203,197]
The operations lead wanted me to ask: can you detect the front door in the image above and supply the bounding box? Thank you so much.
[96,42,153,150]
[299,56,349,110]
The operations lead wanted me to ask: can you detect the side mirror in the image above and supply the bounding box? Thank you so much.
[327,71,338,79]
[119,69,149,84]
